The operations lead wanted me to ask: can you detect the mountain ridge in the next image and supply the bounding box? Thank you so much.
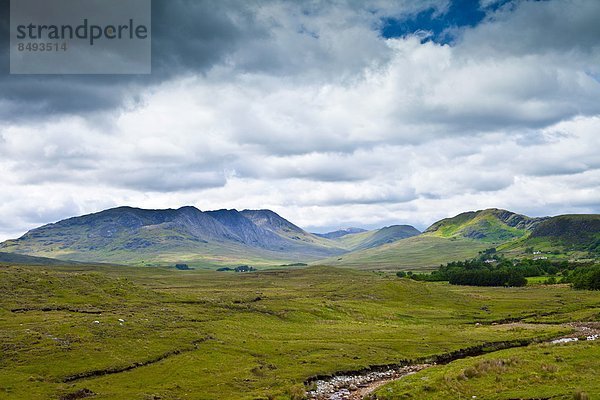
[0,206,418,266]
[1,207,597,268]
[314,228,368,239]
[0,206,349,265]
[332,225,422,251]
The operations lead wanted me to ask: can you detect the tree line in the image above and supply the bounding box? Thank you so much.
[397,249,599,289]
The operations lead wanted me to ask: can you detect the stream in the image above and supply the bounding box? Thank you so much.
[305,323,600,400]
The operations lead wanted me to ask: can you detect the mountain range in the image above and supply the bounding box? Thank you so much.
[0,207,598,269]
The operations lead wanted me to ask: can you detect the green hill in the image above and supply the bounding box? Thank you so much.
[530,214,600,248]
[425,208,545,242]
[502,214,600,256]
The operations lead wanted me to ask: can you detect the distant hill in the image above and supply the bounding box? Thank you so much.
[333,225,421,251]
[315,228,368,239]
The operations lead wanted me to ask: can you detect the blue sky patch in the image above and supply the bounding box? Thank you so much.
[381,0,512,44]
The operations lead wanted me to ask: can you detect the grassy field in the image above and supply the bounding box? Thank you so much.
[1,264,599,399]
[526,275,557,285]
[0,238,326,269]
[374,340,600,399]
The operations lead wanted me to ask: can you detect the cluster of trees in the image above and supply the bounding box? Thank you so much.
[568,265,600,290]
[401,257,530,287]
[397,257,529,287]
[397,249,599,289]
[446,269,526,287]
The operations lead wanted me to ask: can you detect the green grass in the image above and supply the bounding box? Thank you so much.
[374,340,600,399]
[1,264,599,399]
[0,252,94,266]
[526,276,557,285]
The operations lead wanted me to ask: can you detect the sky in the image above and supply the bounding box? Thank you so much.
[0,0,599,240]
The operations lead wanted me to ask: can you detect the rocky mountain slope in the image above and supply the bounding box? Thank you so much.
[0,207,347,265]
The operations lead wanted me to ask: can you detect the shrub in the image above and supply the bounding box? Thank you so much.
[286,384,306,400]
[463,367,479,378]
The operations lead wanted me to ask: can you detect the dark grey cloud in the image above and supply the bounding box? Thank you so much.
[462,0,600,56]
[0,0,442,121]
[150,0,267,78]
[0,0,266,120]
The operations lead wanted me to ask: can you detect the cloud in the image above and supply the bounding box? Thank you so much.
[0,0,436,120]
[1,0,600,240]
[463,0,600,56]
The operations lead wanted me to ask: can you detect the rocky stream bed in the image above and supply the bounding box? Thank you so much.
[305,323,600,400]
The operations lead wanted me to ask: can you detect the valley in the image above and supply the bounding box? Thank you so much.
[1,264,599,400]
